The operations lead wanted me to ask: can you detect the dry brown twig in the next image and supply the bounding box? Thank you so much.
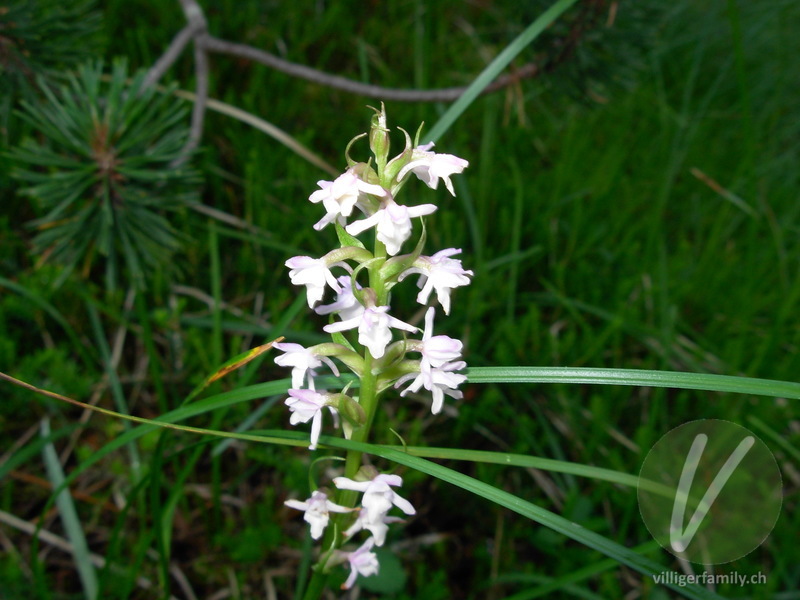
[144,0,552,162]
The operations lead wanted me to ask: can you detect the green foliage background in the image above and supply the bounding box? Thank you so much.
[1,0,798,598]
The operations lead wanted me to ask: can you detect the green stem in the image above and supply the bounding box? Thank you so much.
[371,239,389,305]
[300,565,329,600]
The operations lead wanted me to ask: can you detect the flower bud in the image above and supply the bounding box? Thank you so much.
[375,339,409,370]
[322,245,374,266]
[352,464,380,482]
[369,103,390,176]
[310,342,365,376]
[336,393,367,429]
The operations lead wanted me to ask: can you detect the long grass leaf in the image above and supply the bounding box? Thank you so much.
[40,419,98,600]
[14,378,715,599]
[466,366,800,399]
[211,396,282,457]
[395,446,672,498]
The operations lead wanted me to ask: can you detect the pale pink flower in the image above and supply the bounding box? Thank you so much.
[333,473,416,523]
[284,490,352,539]
[346,200,436,256]
[273,342,340,389]
[314,275,365,321]
[323,306,417,359]
[399,248,473,314]
[396,361,467,415]
[342,537,380,590]
[344,509,404,547]
[285,389,338,450]
[309,170,387,231]
[397,142,469,196]
[418,307,463,368]
[285,256,342,308]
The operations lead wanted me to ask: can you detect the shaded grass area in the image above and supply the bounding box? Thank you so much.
[1,0,799,598]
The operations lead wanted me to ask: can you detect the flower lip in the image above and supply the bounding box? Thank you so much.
[314,275,365,321]
[395,360,467,414]
[344,509,404,547]
[333,473,416,519]
[419,307,463,368]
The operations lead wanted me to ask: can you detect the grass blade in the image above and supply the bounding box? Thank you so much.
[395,446,672,498]
[5,374,762,599]
[466,366,800,399]
[10,376,724,599]
[85,299,142,480]
[40,418,98,600]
